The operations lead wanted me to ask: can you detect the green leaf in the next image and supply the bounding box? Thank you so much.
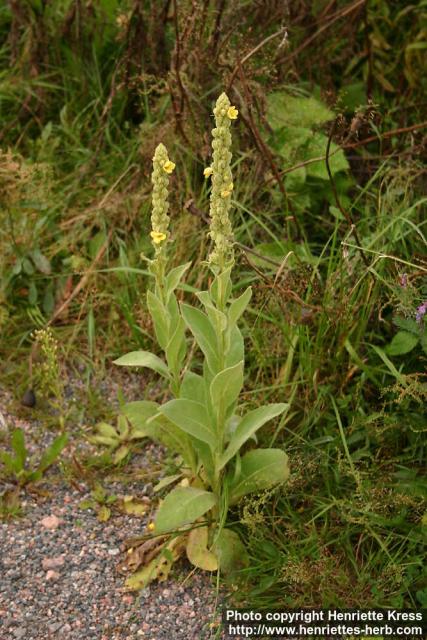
[385,331,419,356]
[180,371,207,405]
[181,303,219,373]
[304,132,349,179]
[266,92,334,130]
[113,445,130,464]
[154,486,217,534]
[165,262,191,296]
[159,399,216,448]
[228,287,252,327]
[210,361,244,414]
[0,451,19,474]
[122,401,159,434]
[37,434,68,473]
[147,290,169,350]
[210,268,232,306]
[225,325,244,368]
[11,429,27,472]
[220,404,288,470]
[196,291,228,333]
[153,474,183,493]
[393,316,420,335]
[229,448,290,504]
[117,415,130,438]
[186,526,218,571]
[95,422,119,439]
[213,528,249,573]
[113,350,170,379]
[30,249,51,275]
[165,317,186,373]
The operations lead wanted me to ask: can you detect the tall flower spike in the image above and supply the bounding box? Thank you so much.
[151,143,174,255]
[208,93,237,269]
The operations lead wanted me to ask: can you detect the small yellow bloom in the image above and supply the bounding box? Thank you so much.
[163,160,176,174]
[203,166,213,178]
[220,183,234,198]
[227,106,239,120]
[150,231,167,244]
[148,522,155,531]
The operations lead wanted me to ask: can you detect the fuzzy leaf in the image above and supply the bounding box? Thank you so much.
[165,262,191,296]
[113,445,130,464]
[113,350,170,379]
[122,401,159,433]
[95,422,118,439]
[229,448,290,504]
[147,290,169,350]
[228,287,252,326]
[213,528,249,573]
[186,526,218,571]
[165,317,186,373]
[154,486,217,534]
[160,399,216,448]
[180,371,207,405]
[220,404,288,470]
[181,303,219,373]
[210,361,244,414]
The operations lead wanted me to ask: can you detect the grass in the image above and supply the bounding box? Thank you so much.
[1,0,426,615]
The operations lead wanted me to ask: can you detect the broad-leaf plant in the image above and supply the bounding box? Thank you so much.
[114,93,290,588]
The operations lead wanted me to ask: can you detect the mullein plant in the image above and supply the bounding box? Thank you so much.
[114,93,289,588]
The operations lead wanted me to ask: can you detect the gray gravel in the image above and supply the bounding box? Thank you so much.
[0,379,226,640]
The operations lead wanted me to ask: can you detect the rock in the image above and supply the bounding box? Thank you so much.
[45,570,60,581]
[40,515,60,530]
[42,556,65,570]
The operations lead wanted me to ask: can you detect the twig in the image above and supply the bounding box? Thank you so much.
[235,61,302,237]
[276,0,367,65]
[326,118,370,269]
[28,229,113,385]
[226,27,287,93]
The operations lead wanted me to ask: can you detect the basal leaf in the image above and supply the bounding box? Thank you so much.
[213,528,249,574]
[154,486,217,534]
[186,526,218,571]
[11,429,27,471]
[229,448,290,504]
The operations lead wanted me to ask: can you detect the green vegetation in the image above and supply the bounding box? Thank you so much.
[1,0,426,613]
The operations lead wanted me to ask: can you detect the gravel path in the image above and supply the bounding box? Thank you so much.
[0,379,226,640]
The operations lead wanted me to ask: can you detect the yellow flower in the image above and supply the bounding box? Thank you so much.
[227,106,239,120]
[220,182,234,198]
[150,231,167,244]
[163,160,176,174]
[203,166,213,178]
[148,522,155,531]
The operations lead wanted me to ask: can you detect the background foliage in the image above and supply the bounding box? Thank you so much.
[1,0,426,610]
